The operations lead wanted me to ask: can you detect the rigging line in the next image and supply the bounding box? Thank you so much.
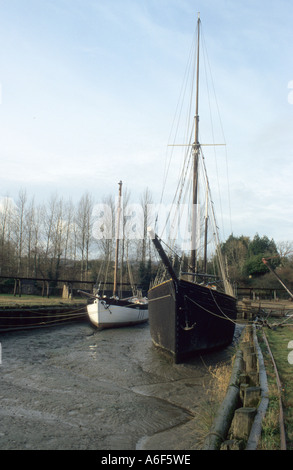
[96,257,106,285]
[0,310,87,320]
[199,149,233,296]
[201,26,233,236]
[209,287,236,321]
[161,161,193,256]
[159,21,200,227]
[158,137,193,241]
[166,154,206,261]
[158,235,183,262]
[158,23,199,242]
[169,145,193,238]
[0,319,87,333]
[163,58,221,260]
[162,74,199,241]
[160,28,198,206]
[0,312,86,327]
[201,30,224,240]
[185,294,237,324]
[224,145,233,236]
[163,84,195,218]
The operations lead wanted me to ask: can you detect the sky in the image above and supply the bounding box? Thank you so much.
[0,0,293,244]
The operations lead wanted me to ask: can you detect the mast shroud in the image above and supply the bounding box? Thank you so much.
[113,180,122,296]
[190,14,201,273]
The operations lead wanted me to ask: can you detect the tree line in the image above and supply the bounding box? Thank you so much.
[1,188,293,295]
[221,234,293,292]
[0,188,155,293]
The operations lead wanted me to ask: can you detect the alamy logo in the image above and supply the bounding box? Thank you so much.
[92,202,201,251]
[288,340,293,365]
[288,81,293,104]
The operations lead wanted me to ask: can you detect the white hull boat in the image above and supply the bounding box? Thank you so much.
[87,297,148,329]
[82,181,148,330]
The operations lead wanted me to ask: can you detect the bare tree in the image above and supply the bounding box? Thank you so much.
[0,186,157,289]
[119,187,131,294]
[63,199,75,265]
[0,196,16,275]
[76,192,94,281]
[93,194,115,289]
[51,197,64,280]
[277,241,293,261]
[140,187,153,264]
[15,189,27,275]
[31,203,43,277]
[25,196,36,277]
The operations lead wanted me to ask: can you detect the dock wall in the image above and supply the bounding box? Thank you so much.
[203,324,269,450]
[0,304,88,332]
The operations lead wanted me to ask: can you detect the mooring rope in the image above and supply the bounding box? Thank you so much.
[185,291,238,325]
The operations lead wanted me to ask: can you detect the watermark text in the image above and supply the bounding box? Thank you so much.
[92,202,201,251]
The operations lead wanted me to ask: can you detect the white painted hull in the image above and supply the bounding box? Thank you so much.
[87,299,148,329]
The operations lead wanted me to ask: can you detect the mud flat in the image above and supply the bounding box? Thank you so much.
[0,322,241,450]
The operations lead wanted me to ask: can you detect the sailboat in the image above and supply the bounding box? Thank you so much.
[147,15,237,363]
[85,181,148,329]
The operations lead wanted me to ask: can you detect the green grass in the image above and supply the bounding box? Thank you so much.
[258,324,293,449]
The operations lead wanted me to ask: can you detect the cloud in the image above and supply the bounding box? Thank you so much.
[0,0,292,243]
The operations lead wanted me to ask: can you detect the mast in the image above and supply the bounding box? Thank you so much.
[203,184,209,273]
[190,13,201,274]
[113,180,122,297]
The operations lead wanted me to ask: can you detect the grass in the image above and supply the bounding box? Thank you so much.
[258,323,293,450]
[0,294,87,308]
[199,323,293,450]
[196,359,234,448]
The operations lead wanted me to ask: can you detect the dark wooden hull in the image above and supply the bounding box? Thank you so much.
[148,278,237,363]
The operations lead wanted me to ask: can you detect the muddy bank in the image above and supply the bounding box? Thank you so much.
[0,322,241,450]
[0,304,88,331]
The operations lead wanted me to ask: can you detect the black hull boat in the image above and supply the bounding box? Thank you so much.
[148,230,237,363]
[147,15,237,362]
[148,278,236,363]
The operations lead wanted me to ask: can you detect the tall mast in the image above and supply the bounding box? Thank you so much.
[203,183,209,273]
[190,13,201,273]
[113,180,122,297]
